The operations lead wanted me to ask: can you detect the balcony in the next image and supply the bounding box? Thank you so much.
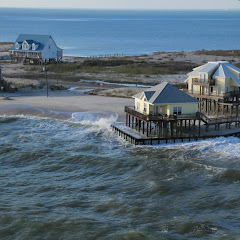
[184,89,240,98]
[125,106,198,121]
[10,51,42,59]
[192,78,215,86]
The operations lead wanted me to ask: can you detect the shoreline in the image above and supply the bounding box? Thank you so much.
[1,43,240,125]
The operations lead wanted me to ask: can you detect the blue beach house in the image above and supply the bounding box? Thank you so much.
[9,34,63,64]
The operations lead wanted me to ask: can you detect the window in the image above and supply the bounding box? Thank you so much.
[173,106,182,115]
[32,43,35,50]
[210,86,214,93]
[200,73,208,81]
[159,106,163,113]
[156,106,163,114]
[225,86,229,93]
[15,42,19,49]
[144,103,147,112]
[218,86,222,94]
[136,102,140,111]
[22,42,28,50]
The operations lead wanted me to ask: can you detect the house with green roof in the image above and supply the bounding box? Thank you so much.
[9,34,63,64]
[132,82,199,117]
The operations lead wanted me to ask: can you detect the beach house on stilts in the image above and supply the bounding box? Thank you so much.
[185,61,240,117]
[124,82,200,138]
[9,34,63,64]
[112,81,240,145]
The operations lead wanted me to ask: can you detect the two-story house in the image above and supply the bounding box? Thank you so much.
[9,34,63,64]
[185,61,240,116]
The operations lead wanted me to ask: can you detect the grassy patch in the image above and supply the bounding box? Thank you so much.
[27,59,137,74]
[113,62,196,75]
[194,49,240,57]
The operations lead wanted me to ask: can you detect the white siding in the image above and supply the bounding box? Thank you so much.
[42,37,62,59]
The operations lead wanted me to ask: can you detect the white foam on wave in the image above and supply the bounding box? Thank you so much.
[150,136,240,158]
[70,111,118,128]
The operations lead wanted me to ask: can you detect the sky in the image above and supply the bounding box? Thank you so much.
[0,0,239,10]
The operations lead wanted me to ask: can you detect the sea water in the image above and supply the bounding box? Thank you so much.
[0,8,240,56]
[1,106,240,239]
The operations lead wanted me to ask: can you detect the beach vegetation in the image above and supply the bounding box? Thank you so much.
[112,62,195,75]
[194,49,240,57]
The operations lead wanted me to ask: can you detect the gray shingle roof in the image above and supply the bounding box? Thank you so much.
[10,34,51,51]
[133,82,199,104]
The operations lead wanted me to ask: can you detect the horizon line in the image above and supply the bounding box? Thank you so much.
[0,7,240,11]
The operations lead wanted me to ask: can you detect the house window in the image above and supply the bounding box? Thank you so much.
[156,106,163,114]
[173,106,182,115]
[210,86,214,93]
[144,103,147,112]
[225,86,229,93]
[32,43,35,50]
[22,42,28,50]
[218,86,222,94]
[15,42,19,49]
[136,102,140,111]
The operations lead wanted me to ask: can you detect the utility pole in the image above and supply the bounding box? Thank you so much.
[43,65,48,98]
[57,49,59,85]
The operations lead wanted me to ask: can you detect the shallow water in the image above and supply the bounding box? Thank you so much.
[1,107,240,239]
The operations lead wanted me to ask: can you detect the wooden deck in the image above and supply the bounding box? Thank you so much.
[112,122,240,145]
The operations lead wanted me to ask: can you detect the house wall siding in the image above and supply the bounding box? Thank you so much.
[135,98,198,116]
[42,38,58,60]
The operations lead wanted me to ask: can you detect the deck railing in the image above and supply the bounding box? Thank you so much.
[125,106,198,121]
[183,89,240,98]
[192,78,215,85]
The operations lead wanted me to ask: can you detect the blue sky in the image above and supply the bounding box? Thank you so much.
[0,0,239,9]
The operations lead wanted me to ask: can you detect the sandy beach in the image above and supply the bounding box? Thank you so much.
[1,42,240,122]
[0,89,133,122]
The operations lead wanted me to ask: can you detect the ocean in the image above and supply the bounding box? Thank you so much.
[1,106,240,239]
[0,8,240,56]
[1,8,240,239]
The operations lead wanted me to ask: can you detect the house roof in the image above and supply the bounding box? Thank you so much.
[187,61,240,86]
[133,82,199,104]
[10,34,52,51]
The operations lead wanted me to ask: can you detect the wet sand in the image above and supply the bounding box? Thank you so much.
[0,89,133,122]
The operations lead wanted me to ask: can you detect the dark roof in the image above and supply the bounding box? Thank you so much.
[133,82,199,104]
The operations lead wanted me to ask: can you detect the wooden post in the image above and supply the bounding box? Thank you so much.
[198,120,201,136]
[158,121,161,137]
[170,121,174,137]
[146,122,149,137]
